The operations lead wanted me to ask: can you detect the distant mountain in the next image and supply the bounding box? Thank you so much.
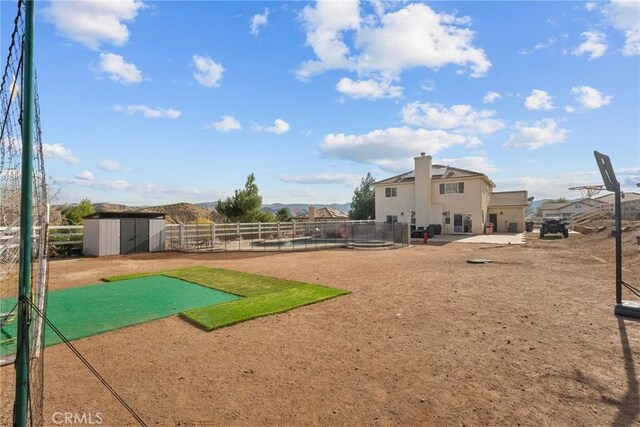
[52,201,351,225]
[196,202,351,217]
[261,203,351,217]
[55,202,220,224]
[196,202,217,210]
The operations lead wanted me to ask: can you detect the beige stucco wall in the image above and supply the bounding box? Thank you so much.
[488,207,525,232]
[432,178,491,234]
[375,176,494,234]
[374,182,415,223]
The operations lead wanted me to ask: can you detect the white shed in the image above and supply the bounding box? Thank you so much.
[83,212,166,256]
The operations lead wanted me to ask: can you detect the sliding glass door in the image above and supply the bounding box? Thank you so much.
[453,214,473,234]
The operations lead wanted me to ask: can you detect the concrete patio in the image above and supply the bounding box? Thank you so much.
[413,232,526,246]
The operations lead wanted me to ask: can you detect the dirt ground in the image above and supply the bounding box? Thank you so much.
[1,228,639,426]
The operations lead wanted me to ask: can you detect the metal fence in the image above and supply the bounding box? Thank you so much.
[1,221,410,257]
[165,221,410,252]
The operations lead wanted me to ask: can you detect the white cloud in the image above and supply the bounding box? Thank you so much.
[42,143,80,164]
[495,176,572,199]
[57,177,132,191]
[572,31,608,60]
[192,55,225,88]
[97,159,122,171]
[336,77,403,99]
[355,4,491,77]
[75,170,95,181]
[604,0,640,56]
[421,79,435,92]
[320,127,479,172]
[585,2,597,12]
[483,91,501,104]
[43,0,144,49]
[250,8,269,35]
[256,118,291,134]
[525,89,555,111]
[279,172,360,184]
[564,105,576,113]
[519,37,556,55]
[114,104,181,119]
[297,2,490,90]
[618,167,640,175]
[285,188,317,198]
[297,0,360,80]
[97,180,132,190]
[496,168,639,199]
[401,102,505,135]
[142,183,200,197]
[434,156,499,174]
[504,119,568,150]
[95,52,142,84]
[207,115,242,132]
[571,85,612,109]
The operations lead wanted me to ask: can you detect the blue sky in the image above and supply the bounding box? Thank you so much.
[1,0,639,206]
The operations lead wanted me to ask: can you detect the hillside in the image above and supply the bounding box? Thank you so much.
[51,201,351,225]
[197,202,351,217]
[52,202,219,225]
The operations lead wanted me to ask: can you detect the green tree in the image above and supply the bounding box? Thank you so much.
[256,210,276,223]
[349,172,375,220]
[275,207,292,222]
[216,173,268,222]
[535,197,569,217]
[61,198,95,225]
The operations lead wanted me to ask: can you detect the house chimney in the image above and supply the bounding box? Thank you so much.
[308,206,316,222]
[414,154,433,228]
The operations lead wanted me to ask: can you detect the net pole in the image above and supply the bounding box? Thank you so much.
[14,0,35,425]
[615,185,622,305]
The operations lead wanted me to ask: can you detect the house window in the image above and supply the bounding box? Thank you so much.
[386,215,398,224]
[410,211,416,226]
[385,187,397,197]
[439,182,464,194]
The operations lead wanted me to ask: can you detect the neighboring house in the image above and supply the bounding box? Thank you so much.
[539,192,640,221]
[540,198,603,219]
[292,206,349,223]
[374,154,528,234]
[593,192,640,217]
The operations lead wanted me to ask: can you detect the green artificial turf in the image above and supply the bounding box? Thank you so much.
[1,267,349,356]
[0,275,240,356]
[165,267,305,296]
[105,266,351,332]
[181,280,348,330]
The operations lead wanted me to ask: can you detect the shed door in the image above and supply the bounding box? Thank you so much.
[120,219,137,255]
[135,218,149,253]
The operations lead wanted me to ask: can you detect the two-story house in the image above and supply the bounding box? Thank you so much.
[374,153,528,234]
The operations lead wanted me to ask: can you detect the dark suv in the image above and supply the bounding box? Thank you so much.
[540,217,569,238]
